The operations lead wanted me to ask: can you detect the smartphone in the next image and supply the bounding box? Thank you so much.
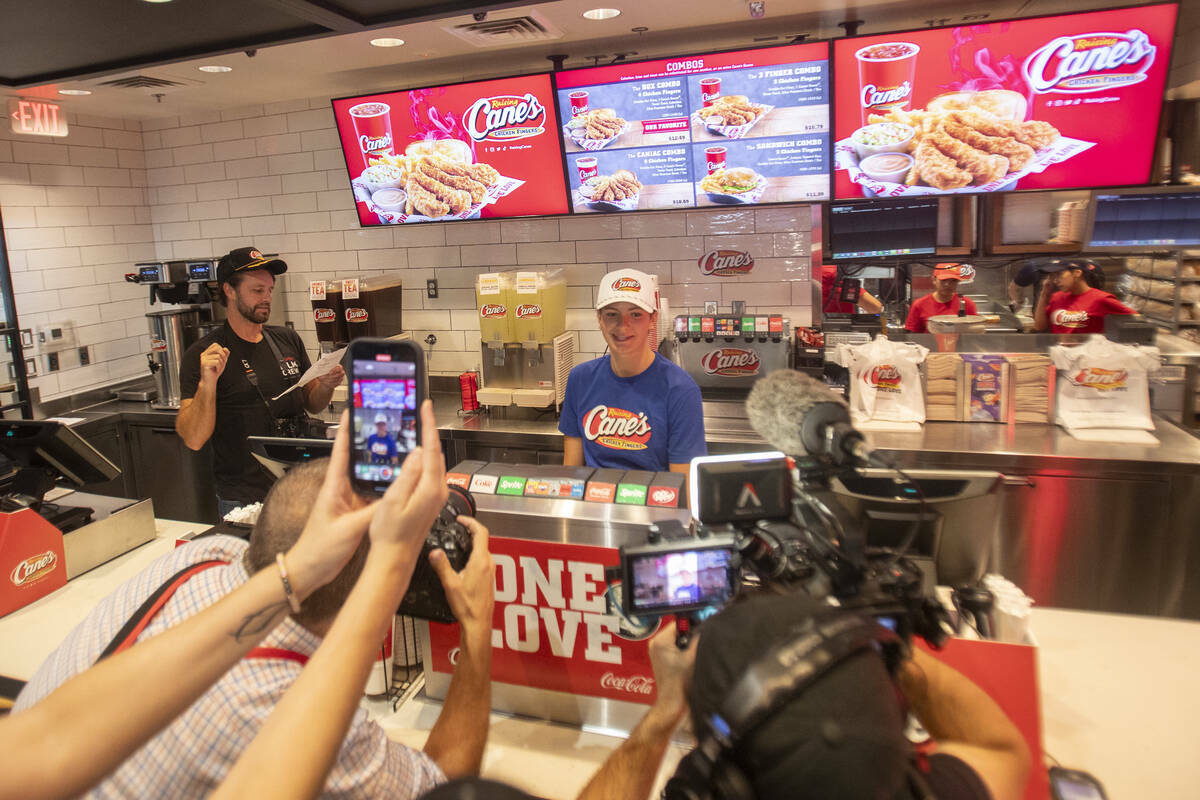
[347,338,424,495]
[1049,767,1108,800]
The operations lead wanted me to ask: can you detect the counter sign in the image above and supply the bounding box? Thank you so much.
[9,99,68,138]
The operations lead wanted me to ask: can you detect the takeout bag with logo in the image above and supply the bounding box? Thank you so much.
[838,335,929,424]
[0,508,67,617]
[1049,336,1159,431]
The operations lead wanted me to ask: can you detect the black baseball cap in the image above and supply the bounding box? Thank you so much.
[216,247,287,285]
[689,592,911,799]
[1040,258,1098,275]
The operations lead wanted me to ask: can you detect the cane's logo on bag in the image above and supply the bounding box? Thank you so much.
[11,550,57,587]
[701,348,760,377]
[480,303,507,319]
[866,364,902,391]
[466,93,546,142]
[612,277,642,293]
[1050,309,1090,329]
[346,307,368,323]
[515,304,542,319]
[583,405,652,450]
[1070,367,1128,391]
[1023,29,1156,94]
[314,308,336,323]
[698,249,754,277]
[600,672,655,695]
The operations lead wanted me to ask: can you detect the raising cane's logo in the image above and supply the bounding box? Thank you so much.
[515,304,542,319]
[862,81,912,111]
[583,405,652,450]
[480,303,507,319]
[345,307,368,323]
[466,94,546,143]
[866,364,902,391]
[600,672,655,695]
[1023,29,1156,94]
[1070,367,1128,391]
[701,348,761,377]
[11,550,57,587]
[1050,309,1090,329]
[314,308,336,323]
[612,277,642,292]
[698,249,754,277]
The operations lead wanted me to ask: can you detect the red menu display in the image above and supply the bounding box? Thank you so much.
[332,74,569,225]
[554,43,831,213]
[833,4,1177,199]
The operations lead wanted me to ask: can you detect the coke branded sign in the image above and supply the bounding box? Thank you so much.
[698,249,755,277]
[345,307,368,323]
[861,81,912,111]
[583,405,652,451]
[866,364,902,391]
[314,308,336,323]
[466,94,547,143]
[515,303,542,319]
[1024,29,1156,94]
[11,550,57,587]
[701,348,761,377]
[1070,367,1128,390]
[426,537,662,704]
[480,303,507,319]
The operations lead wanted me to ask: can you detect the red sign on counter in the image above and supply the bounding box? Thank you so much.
[427,536,663,704]
[0,509,67,617]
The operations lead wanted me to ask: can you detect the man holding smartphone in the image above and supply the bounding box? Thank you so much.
[176,247,344,516]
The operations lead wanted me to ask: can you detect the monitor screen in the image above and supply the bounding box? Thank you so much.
[1087,190,1200,248]
[828,198,939,259]
[553,42,831,213]
[331,74,570,226]
[0,421,119,487]
[832,4,1177,199]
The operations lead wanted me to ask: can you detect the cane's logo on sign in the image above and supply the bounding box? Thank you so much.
[314,307,336,323]
[862,81,912,112]
[515,304,542,319]
[866,364,902,391]
[600,672,655,695]
[583,405,652,451]
[1070,367,1128,391]
[1023,29,1156,94]
[698,249,755,277]
[480,303,507,319]
[612,277,642,293]
[466,93,546,142]
[1050,309,1090,329]
[701,348,760,377]
[11,550,57,587]
[346,307,368,323]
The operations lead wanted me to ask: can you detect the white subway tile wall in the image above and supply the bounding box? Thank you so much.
[0,97,815,399]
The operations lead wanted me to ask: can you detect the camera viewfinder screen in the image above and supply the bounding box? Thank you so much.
[630,548,734,613]
[352,359,417,483]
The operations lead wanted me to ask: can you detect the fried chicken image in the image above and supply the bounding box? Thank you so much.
[400,154,503,217]
[405,181,450,218]
[698,96,765,126]
[914,140,972,190]
[416,155,486,204]
[941,116,1035,172]
[586,116,625,139]
[585,170,643,203]
[953,111,1061,151]
[928,127,1010,185]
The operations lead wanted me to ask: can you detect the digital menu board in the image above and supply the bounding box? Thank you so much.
[332,75,569,225]
[832,4,1178,199]
[553,42,831,213]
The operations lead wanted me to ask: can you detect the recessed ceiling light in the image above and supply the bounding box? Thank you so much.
[142,0,174,4]
[58,89,92,96]
[198,65,232,73]
[370,37,405,47]
[583,8,621,20]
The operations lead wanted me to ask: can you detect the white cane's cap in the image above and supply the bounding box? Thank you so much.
[596,269,658,314]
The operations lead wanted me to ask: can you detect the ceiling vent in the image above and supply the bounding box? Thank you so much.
[442,11,563,47]
[97,75,187,90]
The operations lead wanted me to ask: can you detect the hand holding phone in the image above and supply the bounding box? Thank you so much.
[347,338,425,495]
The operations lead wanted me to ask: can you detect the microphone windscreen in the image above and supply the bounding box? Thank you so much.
[746,370,848,456]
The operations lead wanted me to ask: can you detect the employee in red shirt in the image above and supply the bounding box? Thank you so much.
[904,263,978,333]
[1033,258,1133,334]
[821,264,883,315]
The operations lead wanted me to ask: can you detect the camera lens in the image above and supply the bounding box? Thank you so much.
[446,484,477,517]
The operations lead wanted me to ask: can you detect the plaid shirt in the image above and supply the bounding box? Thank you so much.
[14,536,444,799]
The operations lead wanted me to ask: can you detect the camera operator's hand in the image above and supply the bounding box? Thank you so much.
[368,400,448,557]
[648,625,698,724]
[430,517,494,652]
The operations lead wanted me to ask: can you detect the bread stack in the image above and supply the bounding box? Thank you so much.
[1006,355,1053,423]
[924,353,961,421]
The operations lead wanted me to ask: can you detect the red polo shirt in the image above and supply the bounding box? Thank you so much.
[905,294,978,333]
[1045,289,1132,334]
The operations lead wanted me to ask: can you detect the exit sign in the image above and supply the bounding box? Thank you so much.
[8,99,68,138]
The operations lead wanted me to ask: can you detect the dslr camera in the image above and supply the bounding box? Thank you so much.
[398,484,475,623]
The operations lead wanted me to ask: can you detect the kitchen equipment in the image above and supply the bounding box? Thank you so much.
[667,314,791,390]
[146,306,202,410]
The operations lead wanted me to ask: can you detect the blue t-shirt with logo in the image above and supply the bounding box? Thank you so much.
[366,432,398,464]
[559,353,707,471]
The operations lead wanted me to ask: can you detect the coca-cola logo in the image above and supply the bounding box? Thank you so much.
[465,94,546,143]
[1051,308,1090,328]
[600,672,655,695]
[1024,29,1156,94]
[698,249,754,277]
[612,277,642,292]
[515,303,542,319]
[480,303,507,319]
[358,131,393,154]
[866,364,902,390]
[345,307,368,323]
[1071,367,1128,390]
[583,405,652,451]
[701,348,760,377]
[649,487,678,505]
[861,81,911,109]
[314,308,336,323]
[11,550,57,587]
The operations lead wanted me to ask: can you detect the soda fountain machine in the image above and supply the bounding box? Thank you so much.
[666,309,792,391]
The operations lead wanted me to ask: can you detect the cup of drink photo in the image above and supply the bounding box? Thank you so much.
[348,102,395,166]
[704,146,727,174]
[854,42,919,125]
[699,77,722,107]
[569,91,590,117]
[576,156,598,182]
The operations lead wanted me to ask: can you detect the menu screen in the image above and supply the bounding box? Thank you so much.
[553,42,831,213]
[332,74,569,225]
[832,4,1177,199]
[1088,191,1200,248]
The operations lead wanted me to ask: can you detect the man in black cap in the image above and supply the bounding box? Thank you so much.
[176,247,344,515]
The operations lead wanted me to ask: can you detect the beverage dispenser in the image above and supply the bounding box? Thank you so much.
[668,310,792,390]
[310,275,404,347]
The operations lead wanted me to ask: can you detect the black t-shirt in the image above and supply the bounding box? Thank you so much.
[922,753,993,800]
[179,322,312,503]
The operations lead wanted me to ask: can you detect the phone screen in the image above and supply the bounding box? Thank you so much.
[351,357,417,485]
[1053,778,1105,800]
[628,547,735,614]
